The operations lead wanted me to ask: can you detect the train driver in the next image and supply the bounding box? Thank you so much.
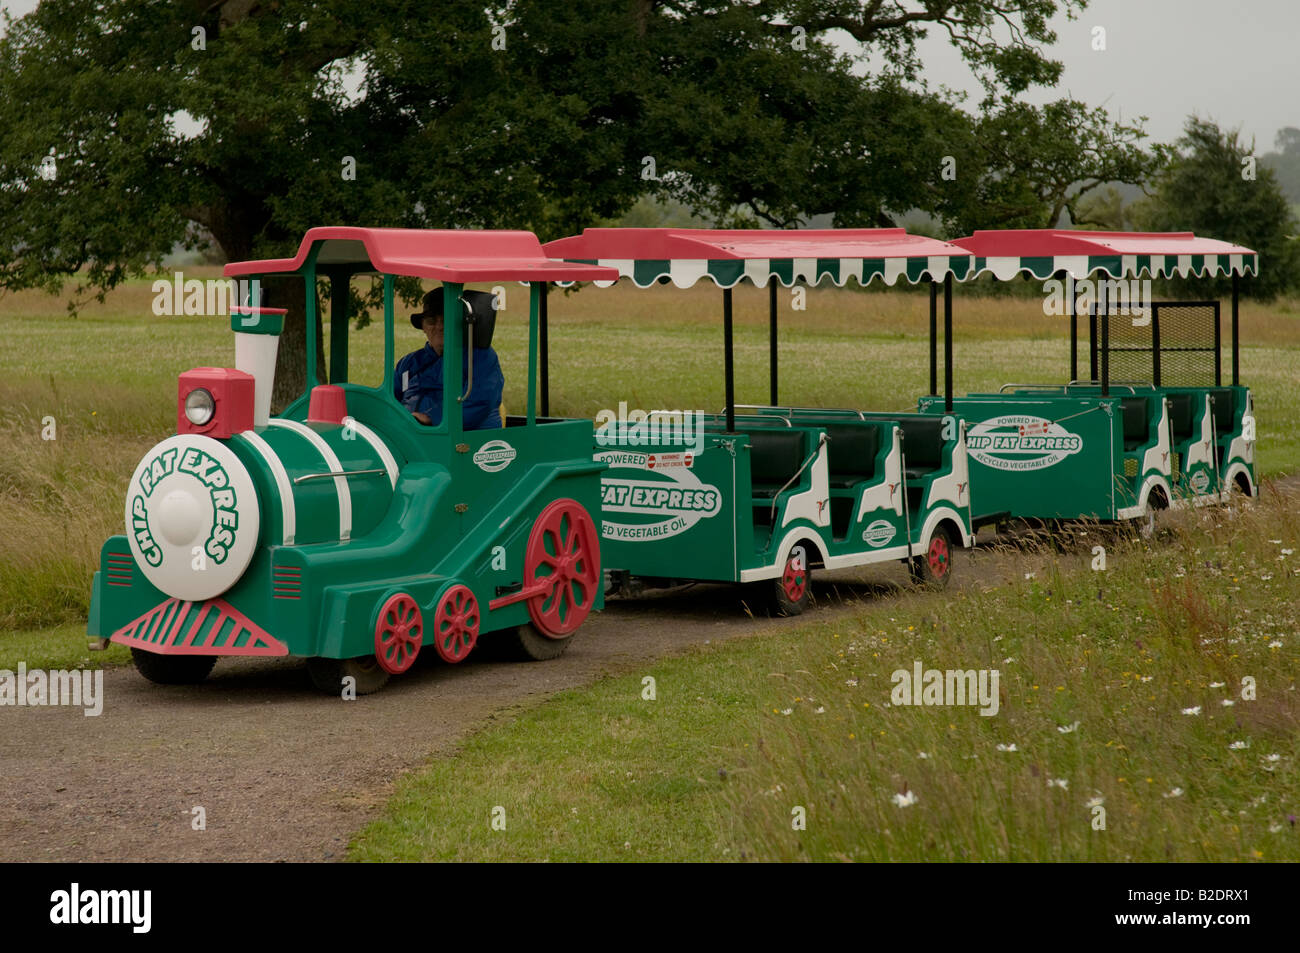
[395,289,504,429]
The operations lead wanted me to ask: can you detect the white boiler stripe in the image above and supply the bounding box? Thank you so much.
[268,419,352,541]
[344,417,398,488]
[237,430,296,545]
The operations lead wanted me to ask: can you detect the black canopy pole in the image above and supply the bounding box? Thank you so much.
[769,280,778,406]
[1214,300,1222,386]
[1151,303,1162,387]
[539,282,550,417]
[943,274,953,412]
[1232,272,1240,386]
[328,267,350,384]
[1101,284,1110,397]
[723,287,735,433]
[1089,299,1098,382]
[929,281,938,395]
[1064,270,1077,381]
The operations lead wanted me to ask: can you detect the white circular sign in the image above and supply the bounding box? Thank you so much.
[124,434,261,601]
[473,439,517,472]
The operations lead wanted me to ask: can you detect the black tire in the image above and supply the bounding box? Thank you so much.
[1138,490,1169,540]
[131,648,217,685]
[498,622,574,661]
[306,655,391,696]
[909,524,955,589]
[769,546,812,616]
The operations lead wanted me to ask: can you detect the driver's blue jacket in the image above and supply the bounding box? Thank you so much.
[394,343,504,430]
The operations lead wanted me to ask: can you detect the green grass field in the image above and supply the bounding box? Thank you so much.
[351,500,1300,862]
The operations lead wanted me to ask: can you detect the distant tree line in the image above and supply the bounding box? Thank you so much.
[0,1,1293,401]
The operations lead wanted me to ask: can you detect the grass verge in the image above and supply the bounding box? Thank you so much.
[350,490,1300,861]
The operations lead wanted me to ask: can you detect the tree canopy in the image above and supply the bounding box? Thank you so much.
[0,0,1169,396]
[1137,118,1299,299]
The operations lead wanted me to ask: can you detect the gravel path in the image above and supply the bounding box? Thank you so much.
[0,543,1041,863]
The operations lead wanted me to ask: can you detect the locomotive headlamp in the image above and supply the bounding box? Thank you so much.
[184,388,215,426]
[176,368,253,438]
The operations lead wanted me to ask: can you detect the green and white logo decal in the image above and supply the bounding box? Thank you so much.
[861,519,897,548]
[124,434,260,601]
[596,450,721,541]
[473,439,516,473]
[1189,468,1211,494]
[966,415,1083,472]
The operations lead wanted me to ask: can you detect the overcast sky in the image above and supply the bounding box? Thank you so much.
[2,0,1295,152]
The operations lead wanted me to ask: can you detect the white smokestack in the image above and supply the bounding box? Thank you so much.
[231,306,285,428]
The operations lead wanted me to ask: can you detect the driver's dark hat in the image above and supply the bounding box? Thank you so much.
[410,290,445,329]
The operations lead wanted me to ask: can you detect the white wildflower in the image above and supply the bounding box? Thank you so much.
[892,790,918,808]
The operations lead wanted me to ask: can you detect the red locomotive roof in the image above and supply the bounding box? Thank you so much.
[223,227,621,283]
[543,227,969,261]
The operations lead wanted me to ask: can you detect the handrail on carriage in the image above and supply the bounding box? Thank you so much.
[1064,380,1141,395]
[769,432,829,529]
[705,411,794,427]
[997,383,1067,393]
[731,403,866,420]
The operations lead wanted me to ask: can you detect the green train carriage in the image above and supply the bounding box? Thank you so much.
[918,229,1259,529]
[543,227,979,612]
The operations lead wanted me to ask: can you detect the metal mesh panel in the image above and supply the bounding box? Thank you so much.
[1101,301,1220,387]
[1104,305,1155,385]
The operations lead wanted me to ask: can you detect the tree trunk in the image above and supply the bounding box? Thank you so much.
[262,275,326,414]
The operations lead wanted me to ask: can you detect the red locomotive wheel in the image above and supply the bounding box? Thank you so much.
[524,499,600,638]
[433,584,480,663]
[374,592,423,674]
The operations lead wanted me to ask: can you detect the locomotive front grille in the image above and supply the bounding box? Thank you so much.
[105,551,134,588]
[272,564,302,600]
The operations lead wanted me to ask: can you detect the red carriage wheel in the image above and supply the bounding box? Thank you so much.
[374,592,423,674]
[782,552,807,603]
[433,584,480,663]
[927,533,949,578]
[909,524,954,590]
[769,544,811,616]
[524,498,601,638]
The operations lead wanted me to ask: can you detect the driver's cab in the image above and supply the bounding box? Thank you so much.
[395,287,504,430]
[220,227,619,468]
